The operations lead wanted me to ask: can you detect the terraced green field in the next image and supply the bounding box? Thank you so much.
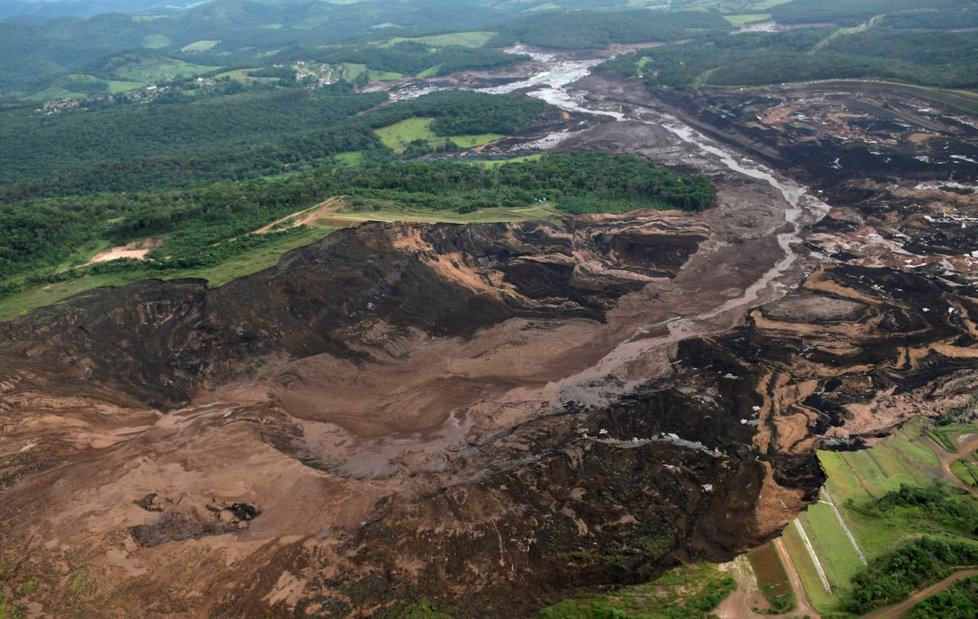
[782,417,978,615]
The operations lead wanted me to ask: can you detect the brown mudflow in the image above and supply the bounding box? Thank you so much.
[3,72,978,617]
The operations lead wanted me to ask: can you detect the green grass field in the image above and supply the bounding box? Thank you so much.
[142,34,171,49]
[951,459,978,487]
[367,69,405,81]
[724,13,772,26]
[108,56,217,83]
[927,423,978,452]
[380,31,496,48]
[416,65,442,78]
[374,117,505,153]
[334,151,366,166]
[107,80,145,93]
[462,155,542,168]
[782,521,836,610]
[796,501,863,592]
[375,117,440,151]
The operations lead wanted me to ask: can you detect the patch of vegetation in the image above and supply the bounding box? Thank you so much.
[951,459,978,488]
[380,32,497,48]
[842,537,978,615]
[927,423,978,453]
[724,13,772,26]
[906,574,978,619]
[747,543,796,614]
[535,563,736,618]
[870,482,978,534]
[361,90,547,137]
[770,0,974,27]
[376,601,454,619]
[374,118,503,154]
[489,9,732,49]
[599,23,978,89]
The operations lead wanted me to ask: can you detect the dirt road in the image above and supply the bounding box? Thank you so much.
[863,569,978,619]
[922,433,978,498]
[715,539,820,619]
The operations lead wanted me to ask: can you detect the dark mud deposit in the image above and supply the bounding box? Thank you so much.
[3,62,978,617]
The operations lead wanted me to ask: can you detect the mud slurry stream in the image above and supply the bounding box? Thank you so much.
[5,48,978,618]
[478,49,830,402]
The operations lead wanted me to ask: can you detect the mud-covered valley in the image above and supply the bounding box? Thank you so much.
[3,51,978,618]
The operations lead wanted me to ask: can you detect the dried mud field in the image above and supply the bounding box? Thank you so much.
[3,55,978,618]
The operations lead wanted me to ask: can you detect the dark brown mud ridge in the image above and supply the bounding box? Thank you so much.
[1,214,805,617]
[0,219,695,410]
[5,79,978,617]
[645,81,978,198]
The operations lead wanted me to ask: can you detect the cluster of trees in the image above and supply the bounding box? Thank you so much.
[770,0,974,27]
[488,9,731,50]
[907,574,978,619]
[0,89,552,200]
[0,88,386,186]
[361,90,547,136]
[882,7,978,30]
[600,25,978,90]
[0,152,715,293]
[841,483,978,615]
[873,482,978,532]
[843,537,978,614]
[318,152,715,212]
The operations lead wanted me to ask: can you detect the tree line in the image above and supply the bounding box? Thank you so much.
[0,152,716,294]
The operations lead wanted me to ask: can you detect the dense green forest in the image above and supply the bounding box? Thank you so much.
[600,26,978,90]
[882,7,978,30]
[770,0,976,26]
[359,90,547,136]
[0,88,386,186]
[0,90,548,198]
[487,9,731,49]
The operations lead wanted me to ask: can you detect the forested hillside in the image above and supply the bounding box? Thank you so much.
[600,0,978,91]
